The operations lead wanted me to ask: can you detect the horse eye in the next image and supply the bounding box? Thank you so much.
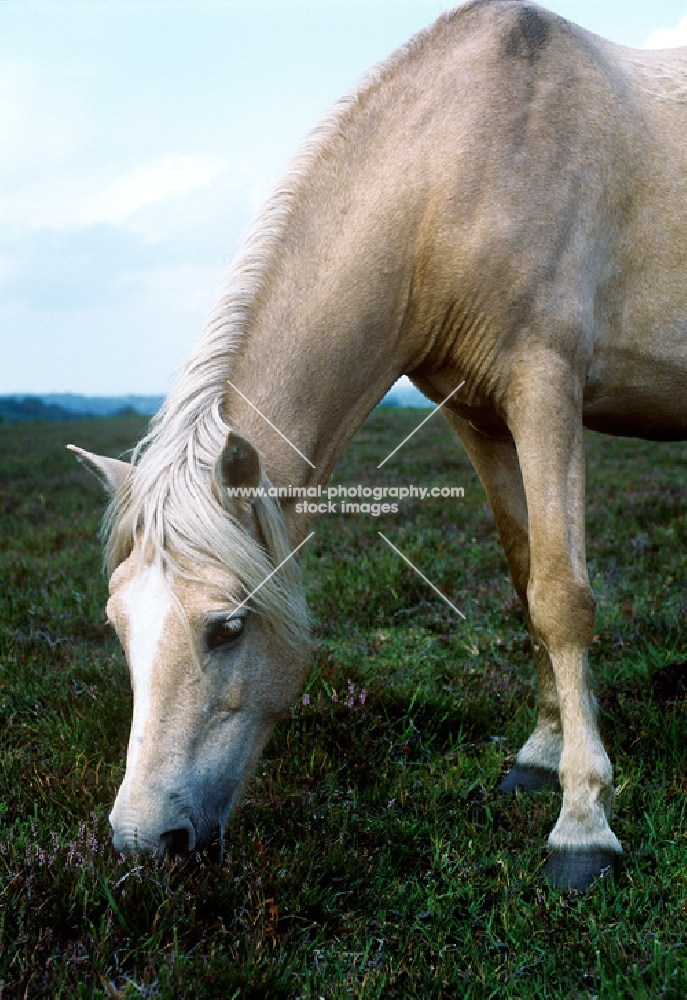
[205,616,245,652]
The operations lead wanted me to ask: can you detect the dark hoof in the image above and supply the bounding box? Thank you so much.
[498,765,560,794]
[545,849,620,891]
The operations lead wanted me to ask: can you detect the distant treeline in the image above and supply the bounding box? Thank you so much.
[0,386,430,424]
[0,395,163,424]
[0,397,93,424]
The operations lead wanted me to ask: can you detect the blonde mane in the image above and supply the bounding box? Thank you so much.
[100,9,460,653]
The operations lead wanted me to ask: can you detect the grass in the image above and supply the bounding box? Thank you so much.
[0,410,685,998]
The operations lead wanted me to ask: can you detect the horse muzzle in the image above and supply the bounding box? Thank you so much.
[110,811,197,856]
[109,779,198,856]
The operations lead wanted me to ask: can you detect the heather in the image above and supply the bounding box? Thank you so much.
[0,412,685,998]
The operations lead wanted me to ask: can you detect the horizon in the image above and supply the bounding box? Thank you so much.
[0,376,434,409]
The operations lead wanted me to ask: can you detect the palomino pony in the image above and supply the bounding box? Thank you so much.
[70,0,686,891]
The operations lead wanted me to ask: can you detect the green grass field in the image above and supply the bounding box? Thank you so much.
[0,411,685,998]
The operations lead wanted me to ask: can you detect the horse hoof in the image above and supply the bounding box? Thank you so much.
[498,765,560,794]
[545,849,620,891]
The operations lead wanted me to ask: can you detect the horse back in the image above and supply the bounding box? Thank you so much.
[377,2,687,439]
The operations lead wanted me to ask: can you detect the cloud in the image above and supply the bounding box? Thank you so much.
[21,153,231,232]
[0,255,225,394]
[642,15,687,49]
[0,62,236,235]
[114,262,225,320]
[114,162,267,247]
[0,224,148,310]
[0,215,237,313]
[91,154,230,227]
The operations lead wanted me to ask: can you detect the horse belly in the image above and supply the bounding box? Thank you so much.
[583,336,687,441]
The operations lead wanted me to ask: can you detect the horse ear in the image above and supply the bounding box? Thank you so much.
[213,433,261,508]
[67,444,132,496]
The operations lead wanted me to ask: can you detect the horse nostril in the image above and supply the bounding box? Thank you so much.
[159,827,191,857]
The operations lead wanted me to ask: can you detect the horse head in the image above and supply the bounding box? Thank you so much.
[69,433,309,856]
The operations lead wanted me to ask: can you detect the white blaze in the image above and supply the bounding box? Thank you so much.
[122,563,172,774]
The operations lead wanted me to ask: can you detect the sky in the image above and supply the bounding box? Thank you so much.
[1,0,686,396]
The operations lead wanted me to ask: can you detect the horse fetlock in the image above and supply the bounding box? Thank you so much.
[515,719,563,773]
[600,781,615,821]
[550,743,617,849]
[558,743,613,797]
[548,787,622,854]
[501,716,562,795]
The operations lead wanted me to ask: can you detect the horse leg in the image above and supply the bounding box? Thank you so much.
[444,412,561,792]
[505,356,622,889]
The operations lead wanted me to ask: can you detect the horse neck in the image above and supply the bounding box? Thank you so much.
[225,204,416,502]
[213,83,438,540]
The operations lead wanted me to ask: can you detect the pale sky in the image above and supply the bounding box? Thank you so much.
[1,1,686,395]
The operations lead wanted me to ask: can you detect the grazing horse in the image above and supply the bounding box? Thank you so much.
[70,0,686,890]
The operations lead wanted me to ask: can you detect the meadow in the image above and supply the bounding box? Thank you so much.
[0,409,685,998]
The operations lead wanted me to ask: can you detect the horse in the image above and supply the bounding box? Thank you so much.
[69,0,687,891]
